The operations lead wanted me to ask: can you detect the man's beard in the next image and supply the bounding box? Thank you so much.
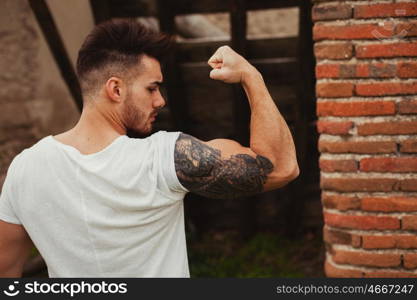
[123,95,151,138]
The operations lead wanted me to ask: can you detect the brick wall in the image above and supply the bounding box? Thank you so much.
[312,0,417,277]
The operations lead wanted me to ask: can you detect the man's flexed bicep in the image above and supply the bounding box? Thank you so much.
[174,133,292,199]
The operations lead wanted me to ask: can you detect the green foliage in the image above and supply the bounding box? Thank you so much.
[187,231,315,278]
[30,246,39,257]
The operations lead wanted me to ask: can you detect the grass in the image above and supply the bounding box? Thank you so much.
[187,230,324,278]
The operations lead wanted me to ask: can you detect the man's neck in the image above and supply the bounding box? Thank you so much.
[53,105,125,154]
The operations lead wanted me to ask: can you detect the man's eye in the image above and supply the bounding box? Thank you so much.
[148,87,158,92]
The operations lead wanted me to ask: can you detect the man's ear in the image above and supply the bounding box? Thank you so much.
[105,77,125,103]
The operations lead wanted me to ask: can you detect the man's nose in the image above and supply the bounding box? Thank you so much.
[154,92,166,109]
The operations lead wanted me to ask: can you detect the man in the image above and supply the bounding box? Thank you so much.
[0,19,299,277]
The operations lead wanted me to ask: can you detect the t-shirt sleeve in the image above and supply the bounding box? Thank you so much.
[153,131,189,195]
[0,156,22,224]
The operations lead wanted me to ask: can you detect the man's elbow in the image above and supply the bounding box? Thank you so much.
[290,165,300,180]
[268,164,300,189]
[279,165,299,183]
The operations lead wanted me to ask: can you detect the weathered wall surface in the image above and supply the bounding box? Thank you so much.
[313,0,417,277]
[0,0,94,184]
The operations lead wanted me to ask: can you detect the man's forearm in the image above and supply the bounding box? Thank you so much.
[242,68,299,178]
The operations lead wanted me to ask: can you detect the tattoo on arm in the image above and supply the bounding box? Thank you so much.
[174,133,274,199]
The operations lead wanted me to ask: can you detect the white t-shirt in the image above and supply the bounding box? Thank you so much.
[0,131,190,277]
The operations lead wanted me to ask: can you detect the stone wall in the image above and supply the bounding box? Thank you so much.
[313,0,417,277]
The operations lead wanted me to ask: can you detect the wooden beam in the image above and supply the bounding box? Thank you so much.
[180,58,298,86]
[156,0,190,132]
[29,0,83,111]
[108,0,155,19]
[230,0,257,239]
[230,0,249,145]
[89,0,112,24]
[111,0,299,18]
[176,37,298,63]
[284,0,316,238]
[248,0,299,11]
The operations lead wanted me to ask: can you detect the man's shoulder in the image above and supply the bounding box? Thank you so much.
[127,131,182,145]
[8,136,52,168]
[149,130,181,142]
[20,135,52,156]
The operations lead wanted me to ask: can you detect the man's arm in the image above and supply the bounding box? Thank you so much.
[175,134,273,199]
[174,46,299,199]
[0,220,32,277]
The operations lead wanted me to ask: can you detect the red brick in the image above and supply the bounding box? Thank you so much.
[316,63,396,78]
[332,249,401,267]
[364,270,417,278]
[347,63,395,78]
[318,140,396,154]
[316,120,353,135]
[317,101,396,116]
[322,194,361,210]
[316,64,339,78]
[400,139,417,153]
[314,43,353,60]
[361,196,417,212]
[321,177,399,192]
[313,24,393,41]
[324,260,363,278]
[323,227,355,245]
[402,215,417,230]
[362,235,396,249]
[324,212,400,230]
[397,21,417,38]
[354,3,417,19]
[404,254,417,269]
[367,63,396,78]
[357,121,417,135]
[354,64,368,77]
[351,235,361,248]
[398,236,417,249]
[338,63,396,78]
[312,4,352,21]
[360,157,417,173]
[401,179,417,192]
[316,82,354,98]
[320,159,357,172]
[362,234,417,249]
[356,43,417,58]
[398,100,417,114]
[398,62,417,78]
[356,82,417,96]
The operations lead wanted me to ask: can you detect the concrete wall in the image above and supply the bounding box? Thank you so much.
[0,0,94,183]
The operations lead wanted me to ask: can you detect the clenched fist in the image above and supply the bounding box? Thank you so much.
[207,46,257,84]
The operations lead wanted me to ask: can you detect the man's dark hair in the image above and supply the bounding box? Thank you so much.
[76,19,172,96]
